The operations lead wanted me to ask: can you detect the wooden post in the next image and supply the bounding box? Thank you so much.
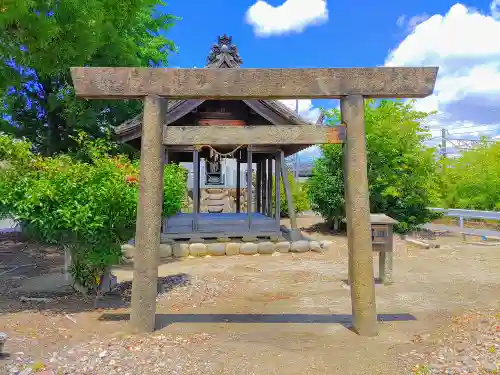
[341,94,377,337]
[279,150,300,240]
[267,156,273,216]
[192,149,200,231]
[380,227,394,285]
[162,146,169,233]
[130,95,166,333]
[274,151,281,231]
[256,158,262,213]
[236,158,241,213]
[261,159,267,215]
[247,146,253,230]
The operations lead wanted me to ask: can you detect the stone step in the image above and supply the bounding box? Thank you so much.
[206,188,224,194]
[206,199,227,206]
[206,192,228,200]
[208,206,224,213]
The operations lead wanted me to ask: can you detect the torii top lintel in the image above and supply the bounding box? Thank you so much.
[70,66,438,100]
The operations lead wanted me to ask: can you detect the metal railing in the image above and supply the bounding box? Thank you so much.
[429,207,500,229]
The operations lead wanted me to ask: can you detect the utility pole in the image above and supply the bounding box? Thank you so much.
[441,128,447,158]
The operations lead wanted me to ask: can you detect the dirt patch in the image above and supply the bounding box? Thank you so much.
[1,218,499,374]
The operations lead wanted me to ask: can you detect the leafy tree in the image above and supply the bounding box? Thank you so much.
[0,0,177,155]
[307,100,441,233]
[440,140,500,210]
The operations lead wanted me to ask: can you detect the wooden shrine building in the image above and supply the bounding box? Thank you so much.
[114,35,336,240]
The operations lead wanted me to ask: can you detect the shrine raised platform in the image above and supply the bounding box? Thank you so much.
[161,212,281,240]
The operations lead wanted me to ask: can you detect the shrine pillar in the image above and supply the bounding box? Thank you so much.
[130,95,166,333]
[341,94,377,337]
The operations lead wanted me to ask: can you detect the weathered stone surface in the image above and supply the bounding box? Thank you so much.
[122,257,134,265]
[159,244,172,258]
[173,243,189,258]
[258,242,276,254]
[72,67,439,100]
[206,188,223,194]
[189,243,207,257]
[207,206,224,213]
[240,242,258,255]
[189,238,205,243]
[290,240,309,253]
[270,235,286,242]
[121,244,135,258]
[320,240,334,251]
[209,192,228,200]
[309,241,322,253]
[216,237,231,243]
[242,236,258,242]
[225,242,241,256]
[207,243,226,256]
[275,241,291,253]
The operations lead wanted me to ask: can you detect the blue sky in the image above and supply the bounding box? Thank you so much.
[159,0,500,158]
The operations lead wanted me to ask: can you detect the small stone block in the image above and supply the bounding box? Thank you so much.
[290,240,309,253]
[159,244,172,258]
[270,235,284,242]
[319,240,334,251]
[121,244,135,259]
[258,242,276,254]
[216,237,231,243]
[242,237,258,242]
[207,243,226,256]
[173,243,189,258]
[275,241,291,253]
[188,238,205,243]
[240,242,258,255]
[225,242,241,256]
[309,241,322,253]
[189,243,207,257]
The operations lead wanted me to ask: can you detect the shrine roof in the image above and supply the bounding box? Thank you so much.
[114,35,322,142]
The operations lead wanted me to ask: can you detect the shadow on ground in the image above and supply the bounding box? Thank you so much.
[0,232,193,315]
[98,312,417,330]
[1,274,191,315]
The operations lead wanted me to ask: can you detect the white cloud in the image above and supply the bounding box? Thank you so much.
[386,2,500,140]
[279,99,321,122]
[245,0,328,37]
[397,13,430,31]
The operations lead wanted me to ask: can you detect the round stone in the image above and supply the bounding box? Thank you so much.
[319,240,334,251]
[207,243,226,256]
[173,243,189,258]
[240,242,258,255]
[159,244,172,258]
[309,241,322,253]
[290,240,309,253]
[275,241,291,253]
[258,242,276,254]
[225,242,241,256]
[189,243,207,257]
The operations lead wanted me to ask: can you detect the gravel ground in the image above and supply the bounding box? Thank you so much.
[2,217,500,375]
[401,309,500,375]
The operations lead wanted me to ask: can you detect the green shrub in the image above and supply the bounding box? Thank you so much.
[0,132,186,291]
[272,171,309,217]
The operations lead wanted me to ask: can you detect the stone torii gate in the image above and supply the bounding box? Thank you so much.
[71,66,438,336]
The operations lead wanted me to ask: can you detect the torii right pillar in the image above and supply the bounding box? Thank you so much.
[341,94,377,337]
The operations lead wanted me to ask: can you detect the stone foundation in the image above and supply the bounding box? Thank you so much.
[122,239,333,263]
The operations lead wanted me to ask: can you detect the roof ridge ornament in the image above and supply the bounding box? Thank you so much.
[206,34,243,68]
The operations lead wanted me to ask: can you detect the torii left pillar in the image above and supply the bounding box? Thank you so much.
[130,95,166,333]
